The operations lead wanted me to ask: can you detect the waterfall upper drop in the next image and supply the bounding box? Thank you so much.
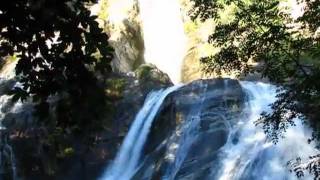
[100,85,182,180]
[138,0,187,84]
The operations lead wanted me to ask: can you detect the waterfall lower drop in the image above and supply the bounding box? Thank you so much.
[102,80,319,179]
[163,83,209,180]
[100,85,182,180]
[214,81,318,180]
[138,0,187,84]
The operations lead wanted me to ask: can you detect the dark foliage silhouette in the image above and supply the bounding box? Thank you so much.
[0,0,113,131]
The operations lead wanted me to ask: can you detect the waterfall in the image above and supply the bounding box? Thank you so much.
[105,80,318,179]
[161,81,318,179]
[0,61,17,129]
[100,85,182,180]
[163,82,208,180]
[214,81,318,180]
[0,61,18,180]
[138,0,187,84]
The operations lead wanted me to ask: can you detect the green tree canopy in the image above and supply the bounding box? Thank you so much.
[0,0,113,131]
[190,0,320,177]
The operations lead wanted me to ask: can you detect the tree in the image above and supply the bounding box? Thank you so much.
[190,0,320,177]
[0,0,113,131]
[0,1,114,176]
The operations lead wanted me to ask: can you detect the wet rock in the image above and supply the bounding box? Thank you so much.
[135,78,246,179]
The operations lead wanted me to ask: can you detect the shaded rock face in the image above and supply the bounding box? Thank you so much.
[2,65,172,180]
[133,78,246,179]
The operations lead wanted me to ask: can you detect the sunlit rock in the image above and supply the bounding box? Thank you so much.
[95,0,145,73]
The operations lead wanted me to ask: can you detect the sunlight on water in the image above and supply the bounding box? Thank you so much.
[0,61,16,80]
[138,0,187,84]
[108,0,135,23]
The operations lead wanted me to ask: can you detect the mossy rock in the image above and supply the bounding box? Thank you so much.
[135,64,172,86]
[105,78,127,99]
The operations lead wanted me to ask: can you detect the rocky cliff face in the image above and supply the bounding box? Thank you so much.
[92,0,218,83]
[93,0,213,83]
[92,0,248,82]
[179,0,217,83]
[93,0,145,73]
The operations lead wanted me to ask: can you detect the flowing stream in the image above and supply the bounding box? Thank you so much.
[101,81,318,180]
[100,85,182,180]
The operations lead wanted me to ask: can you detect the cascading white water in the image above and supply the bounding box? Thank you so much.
[105,80,319,179]
[100,85,182,180]
[0,61,17,126]
[215,81,318,180]
[163,83,208,180]
[0,61,18,180]
[138,0,187,84]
